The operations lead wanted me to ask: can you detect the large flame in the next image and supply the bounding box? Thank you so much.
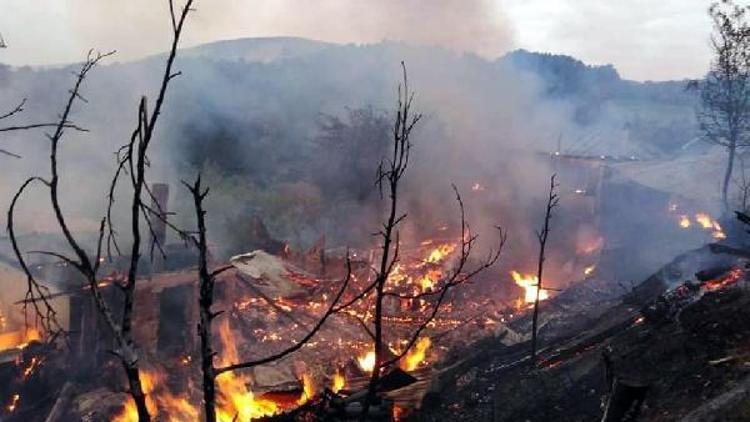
[215,319,279,421]
[400,337,431,371]
[112,368,199,422]
[510,271,549,305]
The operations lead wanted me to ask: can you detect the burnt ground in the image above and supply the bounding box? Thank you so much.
[412,258,750,421]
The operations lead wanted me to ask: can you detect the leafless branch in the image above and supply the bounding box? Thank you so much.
[530,174,559,366]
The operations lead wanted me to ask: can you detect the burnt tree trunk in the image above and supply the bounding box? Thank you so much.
[531,174,558,365]
[190,177,218,422]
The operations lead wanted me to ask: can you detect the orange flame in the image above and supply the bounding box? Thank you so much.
[0,327,40,351]
[112,368,199,422]
[331,370,346,393]
[679,212,725,240]
[393,404,406,421]
[6,394,19,413]
[296,372,315,405]
[400,337,431,371]
[510,271,549,305]
[215,319,279,421]
[695,213,713,229]
[704,268,743,291]
[357,350,376,372]
[425,244,456,264]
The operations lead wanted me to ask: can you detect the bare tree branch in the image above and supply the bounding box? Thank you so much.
[530,174,559,366]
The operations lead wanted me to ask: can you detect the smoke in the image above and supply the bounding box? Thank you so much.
[1,0,513,66]
[0,2,706,330]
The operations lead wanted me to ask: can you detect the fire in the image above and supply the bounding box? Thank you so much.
[23,357,40,379]
[215,319,279,421]
[419,269,442,292]
[704,268,744,291]
[112,368,199,422]
[357,350,376,372]
[331,370,346,393]
[400,337,431,371]
[393,404,406,421]
[0,327,40,350]
[6,394,19,413]
[583,266,595,277]
[297,372,315,405]
[510,271,549,305]
[695,213,714,229]
[425,244,456,264]
[676,212,725,240]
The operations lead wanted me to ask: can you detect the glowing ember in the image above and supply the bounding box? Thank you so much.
[357,350,376,372]
[679,215,691,228]
[6,394,19,413]
[331,370,346,393]
[704,268,744,291]
[393,404,406,421]
[400,337,431,371]
[510,271,549,305]
[23,357,40,379]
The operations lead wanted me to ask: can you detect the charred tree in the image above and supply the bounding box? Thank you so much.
[694,0,750,210]
[185,176,219,422]
[357,63,505,418]
[0,98,88,158]
[530,174,559,365]
[6,1,196,420]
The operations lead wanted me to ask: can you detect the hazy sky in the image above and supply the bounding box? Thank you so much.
[1,0,713,81]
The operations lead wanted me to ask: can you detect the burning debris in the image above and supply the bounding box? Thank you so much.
[669,203,727,241]
[5,2,750,421]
